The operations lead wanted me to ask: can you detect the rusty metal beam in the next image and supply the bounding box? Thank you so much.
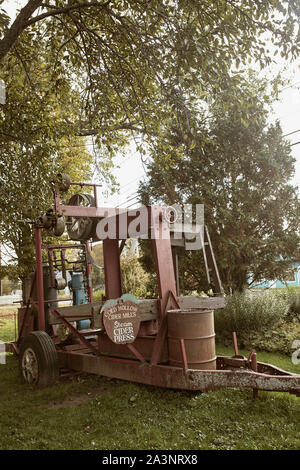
[17,272,36,345]
[103,239,122,299]
[56,351,300,393]
[51,309,99,355]
[35,228,45,331]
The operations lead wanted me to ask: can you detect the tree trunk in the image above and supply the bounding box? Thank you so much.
[0,0,43,61]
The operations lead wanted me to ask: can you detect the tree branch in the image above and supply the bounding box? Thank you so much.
[25,1,111,27]
[77,122,144,136]
[0,1,111,62]
[0,0,43,61]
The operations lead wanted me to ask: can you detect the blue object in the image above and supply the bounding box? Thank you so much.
[249,262,300,289]
[71,272,91,330]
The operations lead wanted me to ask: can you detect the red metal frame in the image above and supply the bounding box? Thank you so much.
[3,177,300,397]
[35,228,45,331]
[85,241,93,303]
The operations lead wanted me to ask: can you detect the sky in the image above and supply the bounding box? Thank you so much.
[2,0,300,209]
[102,62,300,209]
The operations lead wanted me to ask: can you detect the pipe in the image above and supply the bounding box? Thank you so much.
[35,228,45,331]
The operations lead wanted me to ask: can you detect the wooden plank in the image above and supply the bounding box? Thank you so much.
[204,226,224,295]
[136,296,226,315]
[48,302,102,325]
[178,296,226,310]
[49,295,226,325]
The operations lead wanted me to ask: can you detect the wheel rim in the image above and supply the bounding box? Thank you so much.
[21,348,39,383]
[67,193,95,240]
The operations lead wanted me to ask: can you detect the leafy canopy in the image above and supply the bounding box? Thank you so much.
[0,34,93,278]
[138,75,300,293]
[0,1,299,150]
[0,1,299,279]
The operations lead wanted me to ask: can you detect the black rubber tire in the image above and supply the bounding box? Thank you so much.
[19,331,59,388]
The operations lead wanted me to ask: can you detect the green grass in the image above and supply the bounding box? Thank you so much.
[0,317,299,450]
[0,317,17,343]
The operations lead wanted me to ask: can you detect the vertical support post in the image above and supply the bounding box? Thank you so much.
[61,249,67,282]
[48,249,55,287]
[150,290,179,365]
[14,313,17,342]
[172,248,180,296]
[93,184,98,208]
[151,206,177,322]
[103,239,122,299]
[251,351,259,399]
[150,207,178,365]
[232,331,239,357]
[85,241,93,303]
[179,338,188,373]
[17,272,36,345]
[35,227,45,331]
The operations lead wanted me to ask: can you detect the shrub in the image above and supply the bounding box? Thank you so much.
[242,321,300,355]
[92,290,105,302]
[214,290,300,355]
[272,287,300,322]
[120,252,151,298]
[214,290,289,339]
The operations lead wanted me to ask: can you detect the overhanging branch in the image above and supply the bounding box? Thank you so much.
[0,0,111,62]
[76,122,145,136]
[0,0,43,61]
[25,1,111,27]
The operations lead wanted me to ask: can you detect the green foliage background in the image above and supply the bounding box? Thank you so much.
[138,75,300,293]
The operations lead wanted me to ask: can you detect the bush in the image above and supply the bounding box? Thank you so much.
[272,287,300,322]
[214,290,300,355]
[120,252,151,298]
[215,290,288,338]
[242,320,300,355]
[92,290,105,302]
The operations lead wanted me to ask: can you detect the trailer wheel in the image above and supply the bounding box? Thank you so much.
[19,331,59,387]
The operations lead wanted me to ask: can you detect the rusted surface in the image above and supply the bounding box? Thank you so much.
[85,241,93,303]
[12,175,299,398]
[4,342,19,354]
[126,343,146,363]
[151,207,177,320]
[187,368,300,393]
[150,290,179,365]
[35,228,45,331]
[56,351,300,393]
[51,309,99,356]
[168,309,216,370]
[103,239,122,299]
[232,332,239,356]
[17,272,36,344]
[217,356,297,376]
[96,334,168,362]
[179,338,188,372]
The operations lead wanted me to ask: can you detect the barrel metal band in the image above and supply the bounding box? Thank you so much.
[168,333,216,340]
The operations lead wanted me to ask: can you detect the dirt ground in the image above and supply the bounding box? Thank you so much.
[0,306,18,316]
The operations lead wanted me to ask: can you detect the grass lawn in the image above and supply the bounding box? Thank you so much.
[0,314,299,450]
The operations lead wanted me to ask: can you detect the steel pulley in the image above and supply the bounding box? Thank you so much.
[66,193,96,241]
[38,210,65,237]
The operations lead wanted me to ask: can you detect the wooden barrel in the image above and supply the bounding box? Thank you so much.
[167,309,216,370]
